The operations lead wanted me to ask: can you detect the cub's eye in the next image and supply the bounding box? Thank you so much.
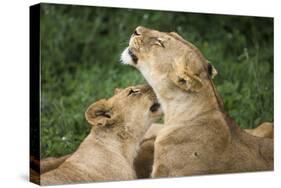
[128,88,141,96]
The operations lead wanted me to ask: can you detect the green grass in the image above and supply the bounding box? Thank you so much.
[39,3,273,158]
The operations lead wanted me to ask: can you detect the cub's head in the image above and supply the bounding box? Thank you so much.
[121,26,217,95]
[85,85,162,139]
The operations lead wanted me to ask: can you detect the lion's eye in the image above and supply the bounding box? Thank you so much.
[155,38,165,48]
[128,88,141,96]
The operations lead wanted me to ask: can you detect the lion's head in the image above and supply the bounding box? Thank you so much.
[85,84,162,139]
[121,26,218,98]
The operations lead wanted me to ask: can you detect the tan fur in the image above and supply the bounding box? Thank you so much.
[35,121,272,178]
[134,123,163,178]
[40,155,71,173]
[40,85,162,185]
[31,124,164,179]
[245,122,273,138]
[30,155,71,174]
[135,122,273,178]
[122,26,273,177]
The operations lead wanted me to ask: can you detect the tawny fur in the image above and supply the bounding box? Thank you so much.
[245,122,273,139]
[134,121,273,178]
[40,85,161,185]
[133,123,163,178]
[31,154,71,174]
[36,121,272,179]
[122,26,273,177]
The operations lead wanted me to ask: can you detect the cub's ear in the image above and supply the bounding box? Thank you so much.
[114,88,123,95]
[85,99,115,127]
[207,62,218,79]
[168,54,203,92]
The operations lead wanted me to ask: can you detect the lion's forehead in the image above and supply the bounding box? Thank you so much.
[108,86,155,108]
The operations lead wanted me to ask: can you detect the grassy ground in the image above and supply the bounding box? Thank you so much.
[39,3,273,158]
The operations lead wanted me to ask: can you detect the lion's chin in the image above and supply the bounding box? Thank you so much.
[121,47,138,65]
[120,47,133,65]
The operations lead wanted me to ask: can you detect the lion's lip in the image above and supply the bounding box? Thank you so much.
[149,102,161,112]
[128,49,138,64]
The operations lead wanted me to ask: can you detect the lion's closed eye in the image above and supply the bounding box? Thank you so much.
[155,38,165,48]
[95,111,111,118]
[149,37,165,48]
[128,88,141,96]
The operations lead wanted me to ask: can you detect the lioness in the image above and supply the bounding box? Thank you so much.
[121,26,273,177]
[32,121,272,179]
[40,85,162,185]
[133,122,273,178]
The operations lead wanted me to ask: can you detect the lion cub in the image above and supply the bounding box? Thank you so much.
[40,85,162,185]
[122,26,273,177]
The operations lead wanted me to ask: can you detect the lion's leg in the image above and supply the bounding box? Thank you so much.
[134,123,164,178]
[134,138,155,178]
[31,154,72,174]
[244,122,273,138]
[40,154,72,173]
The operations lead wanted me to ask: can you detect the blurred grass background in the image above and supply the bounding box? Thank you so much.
[39,3,273,158]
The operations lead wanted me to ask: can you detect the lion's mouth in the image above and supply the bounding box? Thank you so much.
[149,102,161,113]
[128,49,138,64]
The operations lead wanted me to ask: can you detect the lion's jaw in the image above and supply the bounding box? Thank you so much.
[121,48,174,114]
[121,49,205,124]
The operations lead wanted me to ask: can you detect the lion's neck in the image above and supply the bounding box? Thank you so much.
[155,83,221,125]
[93,126,142,167]
[69,125,142,173]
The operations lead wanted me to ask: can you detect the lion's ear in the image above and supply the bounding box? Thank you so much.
[207,62,218,79]
[85,99,114,127]
[168,55,203,92]
[169,32,185,41]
